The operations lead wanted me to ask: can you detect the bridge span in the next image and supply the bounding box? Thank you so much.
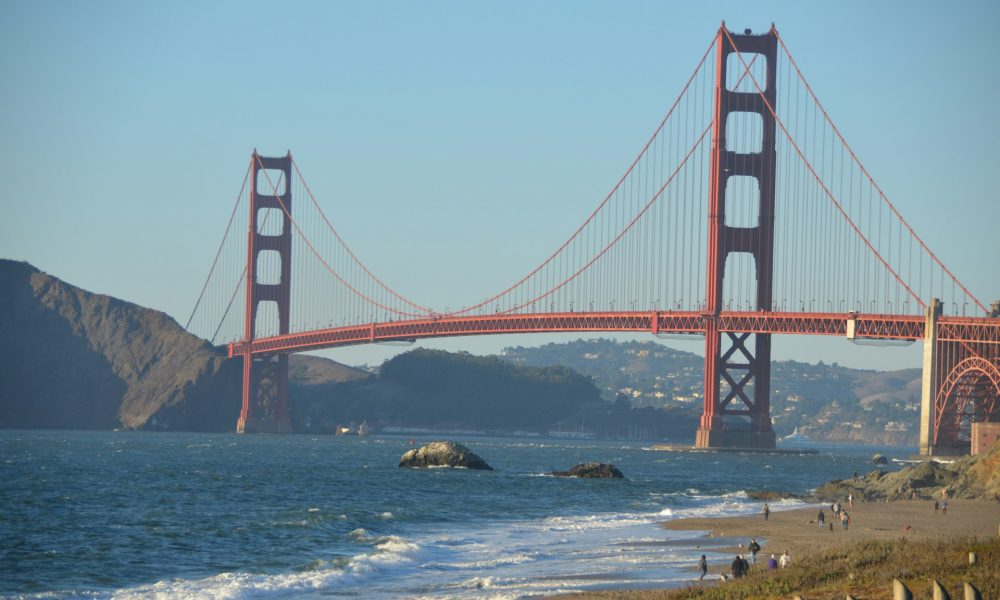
[188,24,999,454]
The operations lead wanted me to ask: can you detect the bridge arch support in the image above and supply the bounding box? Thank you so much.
[921,298,1000,455]
[931,356,1000,453]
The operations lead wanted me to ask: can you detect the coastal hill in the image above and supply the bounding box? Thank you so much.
[502,339,924,444]
[290,348,697,438]
[0,260,364,431]
[1,260,665,435]
[0,260,241,430]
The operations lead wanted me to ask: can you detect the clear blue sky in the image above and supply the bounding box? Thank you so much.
[2,1,997,370]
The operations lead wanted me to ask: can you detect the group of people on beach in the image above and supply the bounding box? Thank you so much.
[700,537,790,581]
[816,497,852,531]
[934,499,949,514]
[702,493,856,582]
[700,492,863,582]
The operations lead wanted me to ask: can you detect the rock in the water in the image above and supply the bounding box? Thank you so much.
[399,440,493,470]
[551,462,624,479]
[871,453,888,465]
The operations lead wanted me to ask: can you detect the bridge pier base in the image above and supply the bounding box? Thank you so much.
[237,352,291,434]
[237,416,292,434]
[695,429,776,449]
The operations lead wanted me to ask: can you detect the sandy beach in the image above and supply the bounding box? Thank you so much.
[556,499,1000,599]
[662,499,1000,569]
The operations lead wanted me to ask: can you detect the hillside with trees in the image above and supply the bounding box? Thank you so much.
[291,349,698,439]
[501,338,922,445]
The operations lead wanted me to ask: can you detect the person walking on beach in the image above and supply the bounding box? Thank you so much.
[848,492,854,508]
[817,509,826,529]
[934,500,939,513]
[942,500,948,515]
[763,503,770,521]
[767,554,778,570]
[731,555,746,579]
[779,550,791,568]
[748,538,761,565]
[840,510,850,530]
[698,555,707,580]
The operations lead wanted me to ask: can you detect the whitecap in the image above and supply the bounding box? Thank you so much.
[437,551,538,570]
[104,536,425,599]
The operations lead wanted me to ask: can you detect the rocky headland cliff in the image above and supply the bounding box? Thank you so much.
[815,442,1000,502]
[0,260,376,431]
[0,260,245,430]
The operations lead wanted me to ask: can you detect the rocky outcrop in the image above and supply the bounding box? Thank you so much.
[871,453,888,465]
[399,440,493,470]
[815,443,1000,501]
[551,462,624,478]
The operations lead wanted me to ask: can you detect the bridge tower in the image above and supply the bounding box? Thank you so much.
[697,26,778,449]
[237,151,293,434]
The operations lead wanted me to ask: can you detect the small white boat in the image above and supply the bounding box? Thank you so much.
[779,427,814,447]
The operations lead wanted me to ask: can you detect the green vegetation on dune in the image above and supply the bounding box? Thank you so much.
[673,537,999,600]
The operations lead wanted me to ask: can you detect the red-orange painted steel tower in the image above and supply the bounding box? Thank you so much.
[697,26,778,449]
[237,151,293,434]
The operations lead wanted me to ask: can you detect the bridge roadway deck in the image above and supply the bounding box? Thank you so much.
[226,311,999,357]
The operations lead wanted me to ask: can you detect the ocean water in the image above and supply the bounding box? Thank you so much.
[0,430,910,599]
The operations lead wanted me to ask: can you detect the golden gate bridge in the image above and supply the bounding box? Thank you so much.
[185,24,999,455]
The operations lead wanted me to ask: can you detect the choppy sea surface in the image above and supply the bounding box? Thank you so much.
[0,430,911,599]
